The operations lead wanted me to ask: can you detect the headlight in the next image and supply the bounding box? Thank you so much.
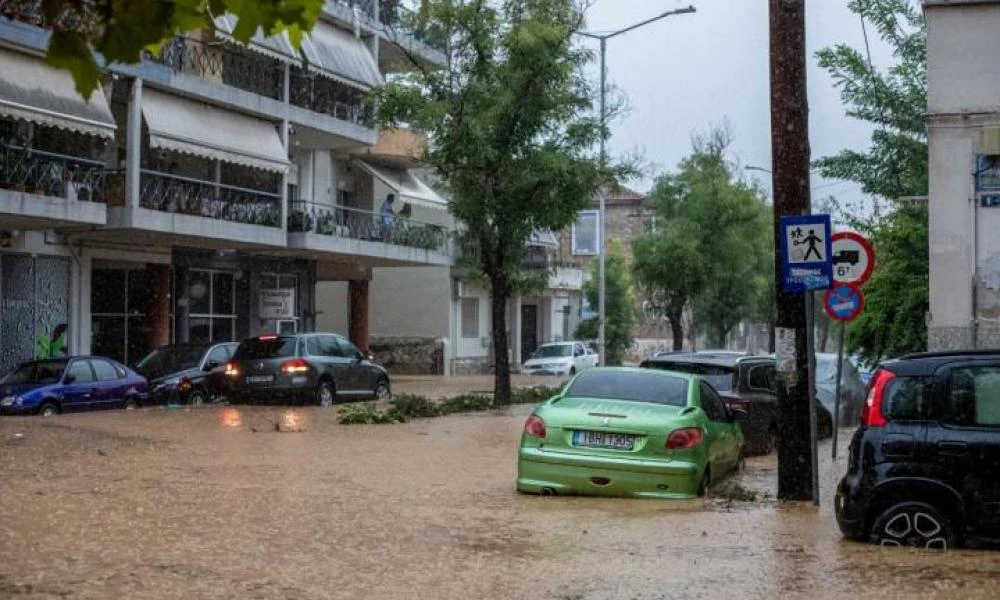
[0,395,17,407]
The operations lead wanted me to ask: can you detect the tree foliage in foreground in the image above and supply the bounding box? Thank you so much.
[372,0,609,405]
[816,0,928,360]
[5,0,322,98]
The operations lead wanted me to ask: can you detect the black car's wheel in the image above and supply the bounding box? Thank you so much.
[870,501,954,550]
[188,388,207,407]
[374,378,391,401]
[124,397,139,411]
[316,381,336,407]
[38,402,58,417]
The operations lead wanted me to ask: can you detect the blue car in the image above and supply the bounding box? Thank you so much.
[0,357,148,416]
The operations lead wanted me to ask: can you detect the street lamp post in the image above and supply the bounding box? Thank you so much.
[577,5,696,366]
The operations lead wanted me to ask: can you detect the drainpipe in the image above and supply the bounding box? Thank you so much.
[972,156,980,349]
[281,63,290,234]
[125,78,143,209]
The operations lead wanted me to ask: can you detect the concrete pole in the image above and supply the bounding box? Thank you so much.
[125,78,143,208]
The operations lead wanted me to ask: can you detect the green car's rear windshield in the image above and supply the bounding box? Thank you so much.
[566,370,689,407]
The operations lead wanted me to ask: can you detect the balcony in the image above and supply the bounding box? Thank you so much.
[0,140,109,230]
[378,0,448,71]
[148,35,285,100]
[287,199,451,266]
[289,67,368,126]
[139,170,281,227]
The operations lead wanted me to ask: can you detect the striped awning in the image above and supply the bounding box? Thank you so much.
[0,47,116,139]
[300,21,384,90]
[213,14,302,64]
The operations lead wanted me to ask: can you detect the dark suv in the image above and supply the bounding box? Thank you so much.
[836,351,1000,549]
[225,333,391,406]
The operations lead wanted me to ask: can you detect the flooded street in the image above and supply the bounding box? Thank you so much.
[2,403,1000,600]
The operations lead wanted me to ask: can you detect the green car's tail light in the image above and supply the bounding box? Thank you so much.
[666,427,703,450]
[524,415,546,438]
[281,358,311,375]
[861,368,894,427]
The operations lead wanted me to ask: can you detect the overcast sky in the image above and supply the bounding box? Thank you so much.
[581,0,895,212]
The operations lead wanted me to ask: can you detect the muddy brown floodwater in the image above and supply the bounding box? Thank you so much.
[2,403,1000,600]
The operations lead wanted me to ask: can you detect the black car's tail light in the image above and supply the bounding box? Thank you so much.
[223,361,240,377]
[280,359,311,375]
[861,368,895,427]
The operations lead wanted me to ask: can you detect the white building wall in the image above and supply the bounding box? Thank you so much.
[369,266,450,337]
[316,281,349,333]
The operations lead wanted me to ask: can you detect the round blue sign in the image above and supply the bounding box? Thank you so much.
[823,283,864,322]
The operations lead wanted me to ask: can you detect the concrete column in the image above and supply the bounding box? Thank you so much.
[281,63,290,232]
[348,279,370,351]
[125,78,143,208]
[145,264,172,349]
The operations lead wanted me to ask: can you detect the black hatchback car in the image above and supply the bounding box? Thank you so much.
[136,342,239,405]
[836,351,1000,549]
[224,333,391,406]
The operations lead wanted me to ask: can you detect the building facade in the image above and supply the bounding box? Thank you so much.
[924,0,1000,349]
[0,0,448,374]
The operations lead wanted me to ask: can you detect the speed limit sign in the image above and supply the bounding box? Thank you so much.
[830,231,875,285]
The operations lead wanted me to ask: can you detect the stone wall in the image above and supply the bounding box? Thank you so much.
[369,335,443,375]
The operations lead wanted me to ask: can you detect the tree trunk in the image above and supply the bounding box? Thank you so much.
[668,313,684,351]
[491,277,512,407]
[768,320,776,353]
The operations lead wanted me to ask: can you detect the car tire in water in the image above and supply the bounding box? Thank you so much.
[39,402,58,417]
[124,397,139,411]
[374,378,391,401]
[188,388,207,407]
[870,501,955,550]
[697,467,711,497]
[316,381,335,407]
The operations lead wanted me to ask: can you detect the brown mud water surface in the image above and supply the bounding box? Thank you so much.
[2,404,1000,600]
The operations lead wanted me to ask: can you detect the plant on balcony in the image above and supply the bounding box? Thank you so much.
[315,210,336,235]
[287,209,313,232]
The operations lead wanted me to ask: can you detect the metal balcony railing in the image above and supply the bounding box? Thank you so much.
[139,170,281,227]
[0,142,108,203]
[289,68,369,125]
[379,0,447,52]
[147,36,285,100]
[288,199,449,253]
[337,0,377,19]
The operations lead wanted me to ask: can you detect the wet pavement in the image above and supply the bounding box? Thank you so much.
[2,400,1000,599]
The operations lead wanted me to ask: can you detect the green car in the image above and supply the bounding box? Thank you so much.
[517,367,744,498]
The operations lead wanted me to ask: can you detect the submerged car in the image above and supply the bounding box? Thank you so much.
[522,341,599,376]
[225,333,391,406]
[516,367,743,498]
[135,342,238,405]
[0,357,147,416]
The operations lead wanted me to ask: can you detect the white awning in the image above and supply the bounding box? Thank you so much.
[141,89,288,173]
[356,160,446,209]
[300,21,383,90]
[0,47,116,139]
[213,14,301,64]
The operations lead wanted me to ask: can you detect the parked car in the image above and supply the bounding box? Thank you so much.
[522,341,598,376]
[0,356,147,416]
[836,350,1000,549]
[224,333,390,406]
[517,367,743,498]
[639,352,834,455]
[815,352,867,426]
[135,342,239,405]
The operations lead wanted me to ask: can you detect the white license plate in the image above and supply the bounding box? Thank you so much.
[245,375,274,384]
[573,430,635,450]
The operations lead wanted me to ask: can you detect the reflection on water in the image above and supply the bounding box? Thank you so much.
[218,407,242,429]
[280,410,306,432]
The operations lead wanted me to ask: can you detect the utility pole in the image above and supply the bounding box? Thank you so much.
[769,0,815,500]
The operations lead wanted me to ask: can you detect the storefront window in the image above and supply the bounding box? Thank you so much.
[187,269,236,342]
[91,268,149,365]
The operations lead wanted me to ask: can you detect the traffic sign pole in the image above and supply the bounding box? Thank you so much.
[805,291,820,507]
[833,322,846,460]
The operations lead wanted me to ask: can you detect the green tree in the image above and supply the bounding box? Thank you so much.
[373,0,607,405]
[576,243,634,365]
[632,128,771,350]
[816,0,928,359]
[8,0,323,98]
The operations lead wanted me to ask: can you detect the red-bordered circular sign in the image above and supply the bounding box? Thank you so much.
[823,282,865,322]
[831,231,875,286]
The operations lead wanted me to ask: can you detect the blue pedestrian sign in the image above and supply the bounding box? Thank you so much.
[780,214,833,293]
